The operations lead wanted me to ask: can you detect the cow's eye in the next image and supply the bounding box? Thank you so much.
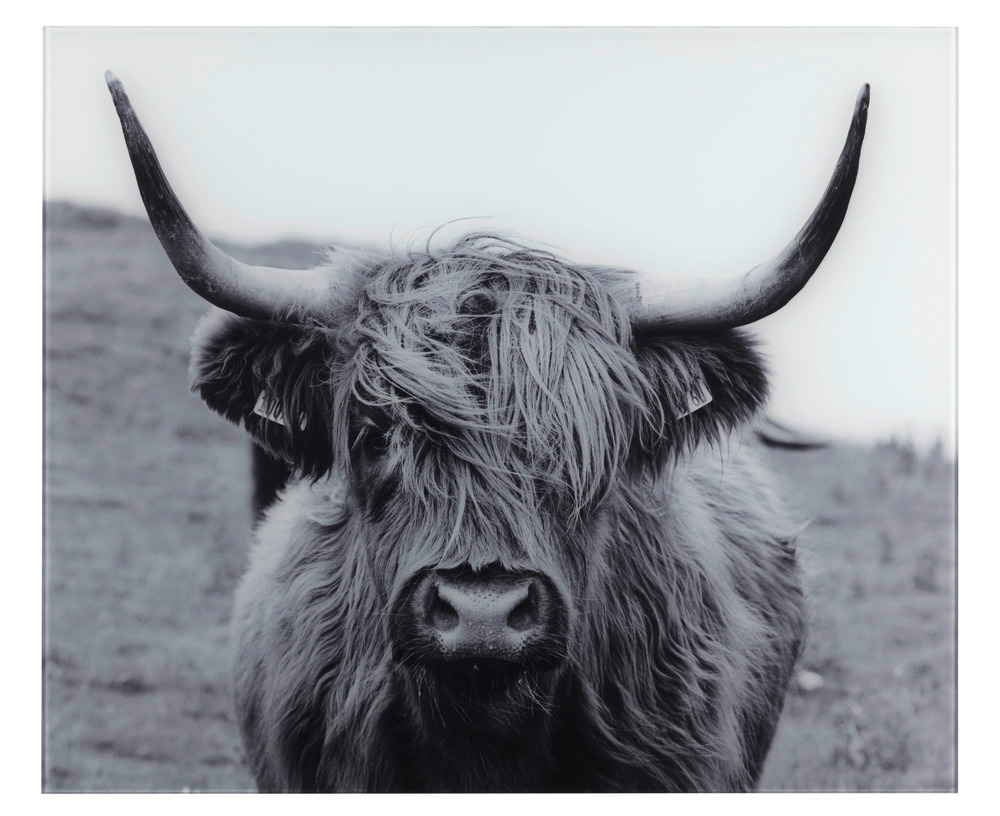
[363,425,391,454]
[351,409,392,456]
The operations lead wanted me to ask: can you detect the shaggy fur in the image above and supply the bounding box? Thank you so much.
[189,235,805,792]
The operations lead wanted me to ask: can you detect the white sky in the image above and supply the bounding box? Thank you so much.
[44,27,956,451]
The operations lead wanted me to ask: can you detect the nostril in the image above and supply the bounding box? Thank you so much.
[428,591,459,632]
[401,570,567,668]
[506,591,537,632]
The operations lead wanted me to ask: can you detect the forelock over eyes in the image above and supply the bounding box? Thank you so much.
[331,235,654,522]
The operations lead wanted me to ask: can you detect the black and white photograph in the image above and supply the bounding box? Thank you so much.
[41,27,956,793]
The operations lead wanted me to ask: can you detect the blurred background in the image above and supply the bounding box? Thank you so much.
[43,28,956,791]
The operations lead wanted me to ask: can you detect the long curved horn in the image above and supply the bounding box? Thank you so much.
[105,71,331,321]
[632,83,870,335]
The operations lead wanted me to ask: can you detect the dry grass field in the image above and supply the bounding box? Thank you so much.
[42,202,956,792]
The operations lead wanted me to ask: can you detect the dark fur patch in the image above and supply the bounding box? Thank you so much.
[189,310,336,479]
[632,330,769,468]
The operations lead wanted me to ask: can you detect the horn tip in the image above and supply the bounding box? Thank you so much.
[851,83,871,133]
[857,83,871,110]
[105,70,125,98]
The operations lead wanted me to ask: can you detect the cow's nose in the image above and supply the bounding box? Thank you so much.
[413,570,555,662]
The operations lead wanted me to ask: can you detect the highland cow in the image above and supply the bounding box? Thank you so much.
[106,72,869,792]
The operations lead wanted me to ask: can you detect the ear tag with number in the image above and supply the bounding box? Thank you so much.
[676,377,713,419]
[253,391,307,431]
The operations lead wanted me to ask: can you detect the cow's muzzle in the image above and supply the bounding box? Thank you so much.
[392,567,567,670]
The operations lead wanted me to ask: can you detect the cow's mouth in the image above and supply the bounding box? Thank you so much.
[405,658,561,736]
[434,658,528,699]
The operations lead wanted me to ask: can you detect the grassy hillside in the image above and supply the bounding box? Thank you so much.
[758,439,955,790]
[42,203,956,791]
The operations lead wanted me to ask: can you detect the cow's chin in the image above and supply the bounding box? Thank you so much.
[404,659,561,739]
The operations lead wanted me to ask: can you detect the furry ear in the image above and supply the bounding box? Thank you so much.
[189,309,335,479]
[634,330,769,461]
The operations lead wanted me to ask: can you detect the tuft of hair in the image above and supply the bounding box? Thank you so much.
[331,234,656,530]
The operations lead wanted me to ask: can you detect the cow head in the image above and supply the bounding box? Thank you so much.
[106,72,867,757]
